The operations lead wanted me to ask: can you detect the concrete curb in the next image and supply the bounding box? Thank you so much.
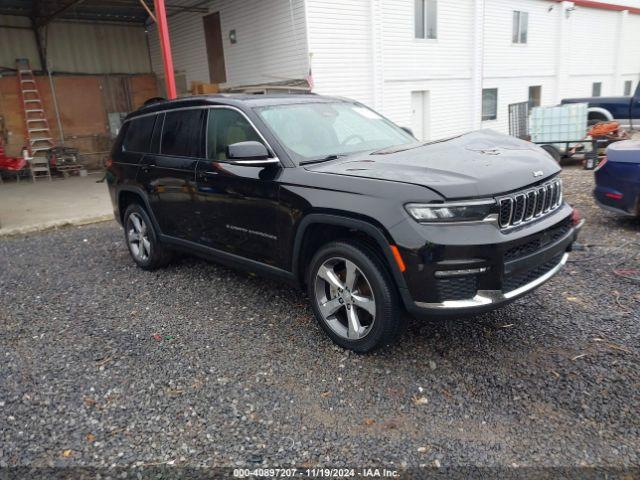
[0,214,114,238]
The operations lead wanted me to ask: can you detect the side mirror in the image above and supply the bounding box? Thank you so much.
[226,141,278,166]
[400,126,415,137]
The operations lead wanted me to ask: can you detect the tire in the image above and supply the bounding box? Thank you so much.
[307,240,404,353]
[540,144,562,163]
[123,203,172,270]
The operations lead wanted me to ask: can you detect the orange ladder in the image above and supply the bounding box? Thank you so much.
[16,58,53,181]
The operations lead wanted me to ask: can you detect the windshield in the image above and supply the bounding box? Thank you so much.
[254,102,415,163]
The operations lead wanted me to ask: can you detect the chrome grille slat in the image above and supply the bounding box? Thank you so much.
[543,184,552,212]
[497,178,563,230]
[524,191,536,220]
[512,194,526,224]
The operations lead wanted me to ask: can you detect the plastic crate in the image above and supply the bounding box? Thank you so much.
[529,103,588,151]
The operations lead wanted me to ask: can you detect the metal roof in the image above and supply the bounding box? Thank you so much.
[0,0,209,25]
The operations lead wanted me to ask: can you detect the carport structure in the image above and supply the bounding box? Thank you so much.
[0,0,189,231]
[0,0,199,166]
[0,0,188,98]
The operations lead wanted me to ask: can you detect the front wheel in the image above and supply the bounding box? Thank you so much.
[307,241,404,353]
[123,203,172,270]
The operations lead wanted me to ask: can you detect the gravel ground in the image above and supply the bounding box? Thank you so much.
[0,166,639,472]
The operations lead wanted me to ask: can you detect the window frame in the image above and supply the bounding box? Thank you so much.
[528,85,541,108]
[205,106,278,163]
[592,82,602,97]
[415,0,438,40]
[121,114,157,154]
[122,105,281,164]
[159,107,207,158]
[481,88,498,122]
[512,10,528,44]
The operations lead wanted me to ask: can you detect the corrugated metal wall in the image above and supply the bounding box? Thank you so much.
[0,14,151,74]
[0,15,42,70]
[46,22,151,73]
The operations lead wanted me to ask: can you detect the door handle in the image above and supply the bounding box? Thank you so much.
[198,171,218,179]
[141,164,155,173]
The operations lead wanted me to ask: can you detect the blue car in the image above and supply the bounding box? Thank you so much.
[594,140,640,217]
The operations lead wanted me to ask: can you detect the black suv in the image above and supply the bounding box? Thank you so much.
[107,94,583,352]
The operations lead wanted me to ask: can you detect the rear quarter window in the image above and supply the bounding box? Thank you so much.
[122,115,156,153]
[160,109,205,157]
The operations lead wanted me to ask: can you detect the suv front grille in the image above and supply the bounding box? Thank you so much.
[498,178,563,229]
[503,254,563,293]
[504,216,573,262]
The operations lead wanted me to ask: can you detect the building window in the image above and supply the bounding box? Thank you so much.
[415,0,437,39]
[528,86,541,108]
[482,88,498,121]
[592,82,602,97]
[512,11,528,44]
[624,80,633,96]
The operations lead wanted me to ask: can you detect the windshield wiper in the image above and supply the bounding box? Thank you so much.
[299,154,346,165]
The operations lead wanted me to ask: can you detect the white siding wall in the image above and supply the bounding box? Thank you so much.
[149,10,209,89]
[380,0,475,138]
[620,14,640,91]
[564,6,619,97]
[148,0,309,90]
[148,0,640,136]
[481,0,560,132]
[305,0,375,106]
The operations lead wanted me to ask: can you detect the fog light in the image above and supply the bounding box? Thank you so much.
[434,267,488,278]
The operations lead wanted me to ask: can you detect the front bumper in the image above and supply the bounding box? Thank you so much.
[401,215,584,317]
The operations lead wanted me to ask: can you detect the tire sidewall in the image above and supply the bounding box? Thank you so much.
[123,204,158,269]
[307,242,397,352]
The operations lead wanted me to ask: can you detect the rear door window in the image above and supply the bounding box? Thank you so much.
[161,109,205,157]
[206,108,264,160]
[122,115,156,153]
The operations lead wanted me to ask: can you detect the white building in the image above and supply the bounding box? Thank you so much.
[148,0,640,141]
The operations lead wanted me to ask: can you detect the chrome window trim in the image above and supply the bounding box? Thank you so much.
[122,104,281,165]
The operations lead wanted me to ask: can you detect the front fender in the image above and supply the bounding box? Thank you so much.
[291,213,410,296]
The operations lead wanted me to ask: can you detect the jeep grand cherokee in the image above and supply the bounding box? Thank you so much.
[106,94,584,352]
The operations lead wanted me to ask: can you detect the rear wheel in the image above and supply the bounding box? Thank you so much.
[307,241,404,353]
[123,203,172,270]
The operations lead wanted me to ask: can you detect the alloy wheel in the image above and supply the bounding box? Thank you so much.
[314,257,377,340]
[127,212,151,262]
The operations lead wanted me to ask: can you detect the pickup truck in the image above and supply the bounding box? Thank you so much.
[562,82,640,127]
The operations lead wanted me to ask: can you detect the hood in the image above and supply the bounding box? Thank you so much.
[563,96,631,106]
[304,130,560,199]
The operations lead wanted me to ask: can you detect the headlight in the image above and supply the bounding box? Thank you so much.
[405,200,495,223]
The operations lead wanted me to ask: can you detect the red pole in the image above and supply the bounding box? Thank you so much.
[154,0,177,99]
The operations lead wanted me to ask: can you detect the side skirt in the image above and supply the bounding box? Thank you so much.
[160,235,298,286]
